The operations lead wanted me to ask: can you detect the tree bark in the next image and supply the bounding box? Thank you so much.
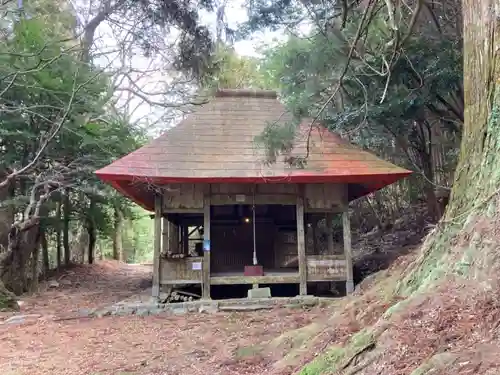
[63,188,70,266]
[447,1,499,219]
[402,0,500,291]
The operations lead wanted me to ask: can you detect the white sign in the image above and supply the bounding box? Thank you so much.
[191,262,202,270]
[235,194,246,202]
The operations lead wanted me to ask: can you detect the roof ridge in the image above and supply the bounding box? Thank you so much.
[215,89,278,99]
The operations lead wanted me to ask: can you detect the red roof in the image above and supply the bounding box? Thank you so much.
[96,89,412,210]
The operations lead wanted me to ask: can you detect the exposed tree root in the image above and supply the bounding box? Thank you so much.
[339,341,376,371]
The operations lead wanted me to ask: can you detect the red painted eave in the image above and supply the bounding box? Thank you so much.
[95,169,413,211]
[95,170,412,185]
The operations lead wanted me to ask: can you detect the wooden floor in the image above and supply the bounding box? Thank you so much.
[210,269,300,285]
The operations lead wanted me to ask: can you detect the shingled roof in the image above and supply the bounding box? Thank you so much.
[96,89,412,210]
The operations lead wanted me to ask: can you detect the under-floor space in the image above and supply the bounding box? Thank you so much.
[160,202,349,299]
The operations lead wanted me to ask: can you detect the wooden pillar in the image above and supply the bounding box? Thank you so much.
[296,193,307,295]
[342,210,354,294]
[152,194,162,298]
[202,195,211,299]
[162,217,169,254]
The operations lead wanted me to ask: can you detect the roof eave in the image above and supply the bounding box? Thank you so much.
[95,170,413,185]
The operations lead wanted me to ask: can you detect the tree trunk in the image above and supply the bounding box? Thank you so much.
[88,226,96,264]
[419,149,441,221]
[41,226,49,276]
[401,0,500,292]
[113,206,124,262]
[87,199,96,264]
[0,174,15,252]
[29,227,41,293]
[55,200,62,269]
[2,224,40,295]
[63,188,70,266]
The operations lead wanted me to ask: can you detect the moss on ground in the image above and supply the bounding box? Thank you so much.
[268,323,323,351]
[396,227,454,296]
[298,328,377,375]
[298,346,344,375]
[381,296,411,319]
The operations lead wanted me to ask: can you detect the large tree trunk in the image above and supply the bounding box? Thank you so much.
[401,0,500,292]
[447,2,498,219]
[2,224,41,295]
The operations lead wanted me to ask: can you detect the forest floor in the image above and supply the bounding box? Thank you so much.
[0,261,331,375]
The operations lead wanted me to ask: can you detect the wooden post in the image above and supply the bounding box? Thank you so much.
[152,194,162,298]
[202,194,211,299]
[342,210,354,294]
[296,193,307,295]
[162,217,169,254]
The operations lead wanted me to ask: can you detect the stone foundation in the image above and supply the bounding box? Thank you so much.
[86,295,330,318]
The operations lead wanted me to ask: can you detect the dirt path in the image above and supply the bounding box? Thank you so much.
[0,261,327,375]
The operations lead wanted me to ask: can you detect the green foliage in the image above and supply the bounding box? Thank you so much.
[98,206,154,263]
[0,11,153,272]
[260,16,462,142]
[0,18,105,166]
[200,45,274,93]
[251,10,462,221]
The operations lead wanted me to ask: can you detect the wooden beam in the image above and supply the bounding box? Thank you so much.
[211,273,300,285]
[296,192,307,295]
[202,194,211,299]
[210,193,297,206]
[152,194,162,298]
[342,210,354,294]
[163,208,204,214]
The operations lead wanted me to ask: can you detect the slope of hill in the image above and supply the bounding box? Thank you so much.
[274,205,500,374]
